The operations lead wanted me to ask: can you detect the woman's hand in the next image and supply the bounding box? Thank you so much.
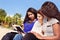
[30,31,43,39]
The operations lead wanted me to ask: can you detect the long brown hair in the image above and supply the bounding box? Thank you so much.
[41,1,60,21]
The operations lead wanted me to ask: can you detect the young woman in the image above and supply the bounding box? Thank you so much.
[31,11,45,36]
[33,1,60,40]
[22,1,60,40]
[23,7,37,33]
[13,7,37,40]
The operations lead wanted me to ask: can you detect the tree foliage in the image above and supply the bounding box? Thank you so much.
[0,9,7,23]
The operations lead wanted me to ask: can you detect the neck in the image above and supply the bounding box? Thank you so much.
[30,19,35,21]
[38,19,43,25]
[29,19,35,23]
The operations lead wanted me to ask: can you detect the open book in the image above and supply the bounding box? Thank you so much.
[16,27,24,33]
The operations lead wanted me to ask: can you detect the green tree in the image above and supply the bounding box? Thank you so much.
[5,16,13,27]
[0,9,7,23]
[13,13,22,25]
[13,13,21,18]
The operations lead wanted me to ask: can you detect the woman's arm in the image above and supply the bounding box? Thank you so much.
[30,31,44,39]
[31,23,60,39]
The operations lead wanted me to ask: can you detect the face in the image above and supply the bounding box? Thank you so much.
[41,12,48,22]
[28,12,35,20]
[37,13,44,21]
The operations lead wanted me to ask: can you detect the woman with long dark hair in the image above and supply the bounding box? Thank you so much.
[34,1,60,40]
[23,7,37,33]
[13,7,37,40]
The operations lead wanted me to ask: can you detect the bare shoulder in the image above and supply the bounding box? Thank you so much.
[52,23,60,34]
[52,23,60,30]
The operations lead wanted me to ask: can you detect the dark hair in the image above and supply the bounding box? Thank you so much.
[41,1,60,21]
[23,7,37,23]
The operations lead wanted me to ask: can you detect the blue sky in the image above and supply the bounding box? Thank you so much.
[0,0,60,17]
